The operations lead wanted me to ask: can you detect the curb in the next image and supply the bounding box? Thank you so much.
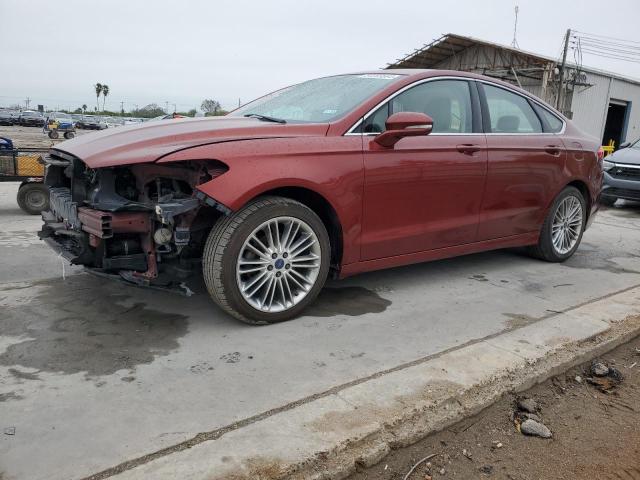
[104,287,640,480]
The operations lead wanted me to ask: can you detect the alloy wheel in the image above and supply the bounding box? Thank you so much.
[551,195,583,255]
[236,216,322,313]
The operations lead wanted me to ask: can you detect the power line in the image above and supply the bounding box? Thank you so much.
[579,48,640,64]
[572,30,640,46]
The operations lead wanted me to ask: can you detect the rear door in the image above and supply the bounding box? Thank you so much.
[476,82,566,240]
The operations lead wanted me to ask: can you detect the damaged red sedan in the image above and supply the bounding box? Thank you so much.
[40,70,603,324]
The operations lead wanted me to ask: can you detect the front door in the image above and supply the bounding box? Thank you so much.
[359,79,488,260]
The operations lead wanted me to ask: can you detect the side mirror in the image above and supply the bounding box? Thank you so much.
[619,141,631,149]
[373,112,433,148]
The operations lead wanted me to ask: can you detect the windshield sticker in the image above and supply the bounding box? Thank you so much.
[358,74,400,79]
[323,109,338,114]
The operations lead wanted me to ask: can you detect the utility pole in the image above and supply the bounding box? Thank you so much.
[120,101,124,115]
[511,5,520,48]
[25,97,31,109]
[556,28,571,111]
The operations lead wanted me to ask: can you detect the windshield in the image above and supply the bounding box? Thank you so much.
[23,111,41,117]
[231,73,403,123]
[54,113,70,119]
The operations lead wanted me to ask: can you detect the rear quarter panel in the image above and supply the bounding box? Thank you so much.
[559,127,603,223]
[160,136,365,265]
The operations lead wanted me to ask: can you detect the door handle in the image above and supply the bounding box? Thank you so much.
[456,144,482,155]
[545,145,562,156]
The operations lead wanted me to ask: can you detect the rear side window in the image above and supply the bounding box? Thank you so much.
[533,104,564,133]
[483,84,542,134]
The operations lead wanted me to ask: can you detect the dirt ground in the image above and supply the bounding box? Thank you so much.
[349,337,640,480]
[0,124,91,148]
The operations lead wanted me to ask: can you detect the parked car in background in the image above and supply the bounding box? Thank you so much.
[19,110,45,127]
[81,116,108,130]
[0,110,19,125]
[104,117,124,128]
[41,70,603,324]
[71,114,84,124]
[601,138,640,205]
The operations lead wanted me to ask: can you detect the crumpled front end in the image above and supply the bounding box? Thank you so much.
[39,150,229,289]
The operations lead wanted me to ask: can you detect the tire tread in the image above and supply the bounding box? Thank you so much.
[202,196,322,324]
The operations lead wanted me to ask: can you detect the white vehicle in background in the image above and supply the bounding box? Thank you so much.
[123,117,144,125]
[104,117,124,128]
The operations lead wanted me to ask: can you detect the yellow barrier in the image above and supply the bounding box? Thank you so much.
[16,154,45,177]
[601,139,615,155]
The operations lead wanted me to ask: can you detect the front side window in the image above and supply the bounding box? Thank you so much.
[483,84,542,133]
[231,74,403,123]
[356,80,473,134]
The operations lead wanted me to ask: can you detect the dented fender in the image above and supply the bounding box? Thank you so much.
[159,135,365,265]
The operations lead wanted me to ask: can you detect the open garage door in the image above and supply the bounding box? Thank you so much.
[602,99,630,149]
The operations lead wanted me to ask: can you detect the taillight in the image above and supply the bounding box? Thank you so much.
[597,147,605,162]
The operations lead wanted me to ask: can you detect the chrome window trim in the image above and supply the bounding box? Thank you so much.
[345,76,566,137]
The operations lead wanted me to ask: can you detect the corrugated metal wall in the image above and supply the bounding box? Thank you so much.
[571,71,640,142]
[570,71,612,139]
[432,45,553,102]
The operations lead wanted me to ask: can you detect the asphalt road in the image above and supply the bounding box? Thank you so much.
[1,181,640,480]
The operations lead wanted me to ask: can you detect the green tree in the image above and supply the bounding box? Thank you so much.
[131,103,166,118]
[201,99,221,114]
[102,84,109,112]
[94,83,103,112]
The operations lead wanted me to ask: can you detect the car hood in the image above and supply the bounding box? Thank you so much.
[52,116,329,169]
[608,146,640,165]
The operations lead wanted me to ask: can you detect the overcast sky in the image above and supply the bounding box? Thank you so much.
[2,0,639,112]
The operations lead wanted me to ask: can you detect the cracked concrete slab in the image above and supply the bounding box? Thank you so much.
[1,181,640,480]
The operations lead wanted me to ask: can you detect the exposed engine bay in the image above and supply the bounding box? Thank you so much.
[39,150,229,291]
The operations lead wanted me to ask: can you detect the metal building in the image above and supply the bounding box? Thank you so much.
[387,33,640,147]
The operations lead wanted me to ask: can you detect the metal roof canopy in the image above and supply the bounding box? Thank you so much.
[387,33,640,87]
[387,33,554,84]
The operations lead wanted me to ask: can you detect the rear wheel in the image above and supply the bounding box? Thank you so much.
[63,131,75,139]
[17,183,49,215]
[529,186,586,262]
[202,196,331,324]
[48,130,59,139]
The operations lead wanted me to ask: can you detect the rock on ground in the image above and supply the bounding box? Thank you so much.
[520,419,552,439]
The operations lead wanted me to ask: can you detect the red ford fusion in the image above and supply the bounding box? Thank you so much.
[40,70,603,324]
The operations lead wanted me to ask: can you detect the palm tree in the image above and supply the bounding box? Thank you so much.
[102,84,109,112]
[94,83,103,112]
[82,104,87,113]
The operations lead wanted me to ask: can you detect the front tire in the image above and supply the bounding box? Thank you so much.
[17,183,49,215]
[202,196,331,324]
[529,186,586,262]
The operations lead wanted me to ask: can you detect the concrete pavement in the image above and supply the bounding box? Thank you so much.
[1,181,640,480]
